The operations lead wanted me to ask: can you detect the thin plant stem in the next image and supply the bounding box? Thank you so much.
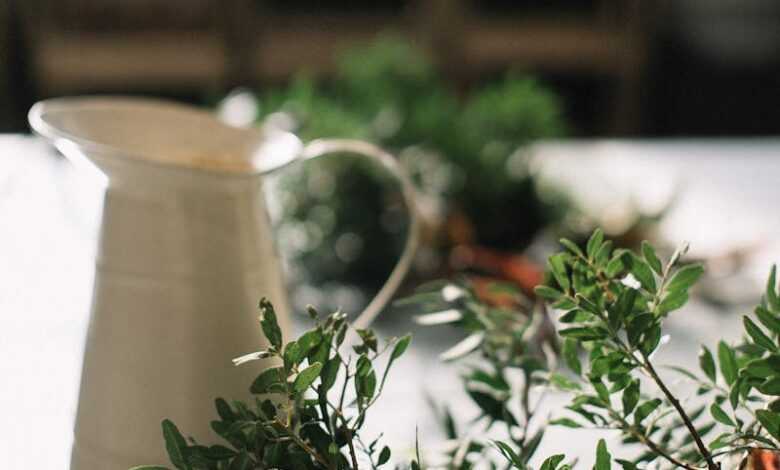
[345,428,360,470]
[640,352,720,470]
[279,420,331,468]
[607,407,701,470]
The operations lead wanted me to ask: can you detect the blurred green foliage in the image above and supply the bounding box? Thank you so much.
[245,35,566,309]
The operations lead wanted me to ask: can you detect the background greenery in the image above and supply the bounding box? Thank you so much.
[243,35,566,313]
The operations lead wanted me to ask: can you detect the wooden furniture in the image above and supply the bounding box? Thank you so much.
[16,0,653,134]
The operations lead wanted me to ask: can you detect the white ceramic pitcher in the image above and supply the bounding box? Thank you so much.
[28,97,419,470]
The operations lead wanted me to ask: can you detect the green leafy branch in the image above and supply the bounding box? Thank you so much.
[403,278,556,469]
[533,231,780,469]
[132,299,411,470]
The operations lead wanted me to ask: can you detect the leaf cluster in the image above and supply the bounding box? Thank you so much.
[135,230,780,470]
[253,35,566,304]
[132,299,411,470]
[530,231,780,469]
[403,279,556,469]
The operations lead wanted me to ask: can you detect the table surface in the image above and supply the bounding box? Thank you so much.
[2,135,780,469]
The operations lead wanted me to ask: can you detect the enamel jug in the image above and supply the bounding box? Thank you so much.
[29,97,418,470]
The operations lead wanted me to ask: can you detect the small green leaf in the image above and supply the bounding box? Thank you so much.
[594,240,613,268]
[615,459,638,470]
[609,288,637,331]
[562,338,582,375]
[309,334,331,364]
[634,399,661,424]
[559,327,606,341]
[717,341,738,386]
[587,229,604,260]
[214,398,235,422]
[609,374,632,393]
[590,355,611,377]
[541,454,566,470]
[745,315,778,352]
[622,380,639,415]
[730,378,742,409]
[758,377,780,396]
[469,369,510,391]
[641,241,663,275]
[162,419,190,470]
[549,253,570,292]
[560,238,584,258]
[626,254,656,293]
[576,294,602,316]
[768,265,780,312]
[594,438,611,470]
[520,428,544,464]
[709,432,731,450]
[591,377,610,403]
[470,390,510,423]
[320,356,341,391]
[378,446,391,466]
[380,336,412,392]
[297,329,323,356]
[626,313,654,346]
[258,298,283,351]
[250,367,285,394]
[549,417,582,428]
[493,441,523,468]
[336,323,348,346]
[559,309,586,323]
[657,290,689,315]
[699,346,717,383]
[355,355,377,403]
[756,306,780,335]
[665,365,699,381]
[756,410,780,441]
[744,358,778,378]
[666,264,704,294]
[356,328,379,352]
[710,403,735,426]
[206,445,237,459]
[283,341,301,370]
[535,285,563,301]
[640,324,662,356]
[550,373,581,391]
[293,362,323,393]
[391,334,412,362]
[606,252,626,277]
[554,297,578,311]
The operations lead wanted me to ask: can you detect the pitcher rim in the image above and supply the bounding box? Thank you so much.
[28,96,299,178]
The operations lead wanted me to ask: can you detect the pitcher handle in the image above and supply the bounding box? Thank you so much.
[300,139,420,330]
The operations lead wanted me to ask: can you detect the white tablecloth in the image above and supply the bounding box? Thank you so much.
[2,136,779,469]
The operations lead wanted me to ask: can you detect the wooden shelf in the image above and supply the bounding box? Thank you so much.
[461,20,638,75]
[252,15,406,80]
[17,0,652,133]
[33,31,225,93]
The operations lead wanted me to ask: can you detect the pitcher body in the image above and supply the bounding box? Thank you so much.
[29,96,418,470]
[70,167,290,469]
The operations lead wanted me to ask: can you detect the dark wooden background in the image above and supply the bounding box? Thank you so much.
[3,0,780,137]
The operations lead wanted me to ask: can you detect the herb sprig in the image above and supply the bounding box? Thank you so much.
[528,231,780,469]
[132,300,411,470]
[135,231,780,470]
[407,280,555,469]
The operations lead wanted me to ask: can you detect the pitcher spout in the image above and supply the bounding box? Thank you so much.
[28,96,303,181]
